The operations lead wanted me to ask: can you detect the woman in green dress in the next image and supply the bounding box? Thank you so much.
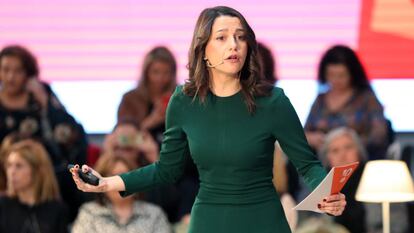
[70,6,346,233]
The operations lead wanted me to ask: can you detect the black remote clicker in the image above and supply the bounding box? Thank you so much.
[67,164,100,186]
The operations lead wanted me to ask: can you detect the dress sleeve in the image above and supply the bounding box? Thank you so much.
[119,86,189,196]
[271,90,326,190]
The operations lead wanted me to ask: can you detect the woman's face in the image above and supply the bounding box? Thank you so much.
[327,134,360,167]
[0,56,28,96]
[325,64,352,92]
[147,61,173,94]
[204,16,248,78]
[105,161,133,203]
[6,152,33,193]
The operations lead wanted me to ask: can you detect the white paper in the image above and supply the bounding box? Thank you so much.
[293,162,359,213]
[293,169,334,213]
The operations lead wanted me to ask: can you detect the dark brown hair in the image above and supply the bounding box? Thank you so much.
[257,42,277,85]
[183,6,273,113]
[318,45,371,92]
[0,45,39,78]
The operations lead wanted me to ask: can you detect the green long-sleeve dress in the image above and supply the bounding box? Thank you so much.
[120,86,326,233]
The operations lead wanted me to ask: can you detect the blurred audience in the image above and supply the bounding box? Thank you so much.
[305,44,391,160]
[72,154,171,233]
[0,45,88,168]
[0,140,69,233]
[102,120,198,223]
[0,132,23,194]
[0,44,89,222]
[117,46,177,146]
[103,120,159,167]
[295,217,350,233]
[118,46,199,223]
[257,42,278,85]
[272,143,287,194]
[319,127,367,233]
[0,41,405,231]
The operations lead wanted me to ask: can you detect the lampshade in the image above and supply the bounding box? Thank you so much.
[356,160,414,203]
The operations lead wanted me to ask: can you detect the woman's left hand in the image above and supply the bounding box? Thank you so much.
[318,193,346,216]
[26,78,48,109]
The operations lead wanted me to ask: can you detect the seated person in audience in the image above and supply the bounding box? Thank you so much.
[0,132,25,195]
[0,140,69,233]
[72,154,171,233]
[0,44,89,222]
[103,120,159,167]
[0,45,88,168]
[319,127,367,233]
[295,217,350,233]
[257,42,277,85]
[304,45,390,160]
[272,143,297,232]
[103,120,198,223]
[117,46,177,146]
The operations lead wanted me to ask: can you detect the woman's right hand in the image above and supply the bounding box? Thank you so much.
[70,164,108,193]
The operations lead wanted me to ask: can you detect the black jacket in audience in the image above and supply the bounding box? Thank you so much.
[0,196,69,233]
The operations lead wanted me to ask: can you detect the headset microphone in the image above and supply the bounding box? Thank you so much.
[204,57,224,68]
[204,50,227,68]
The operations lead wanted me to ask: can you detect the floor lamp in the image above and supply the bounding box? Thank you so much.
[355,160,414,233]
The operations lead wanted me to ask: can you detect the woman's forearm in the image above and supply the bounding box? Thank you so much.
[103,175,126,192]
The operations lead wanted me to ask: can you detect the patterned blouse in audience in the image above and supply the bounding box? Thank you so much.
[72,154,171,233]
[72,201,171,233]
[304,89,389,160]
[304,45,390,160]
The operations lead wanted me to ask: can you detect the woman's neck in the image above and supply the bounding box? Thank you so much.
[210,73,241,97]
[112,197,134,208]
[112,198,134,224]
[17,188,36,206]
[0,91,29,109]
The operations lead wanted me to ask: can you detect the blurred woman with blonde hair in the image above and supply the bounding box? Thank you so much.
[0,139,69,233]
[118,46,177,145]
